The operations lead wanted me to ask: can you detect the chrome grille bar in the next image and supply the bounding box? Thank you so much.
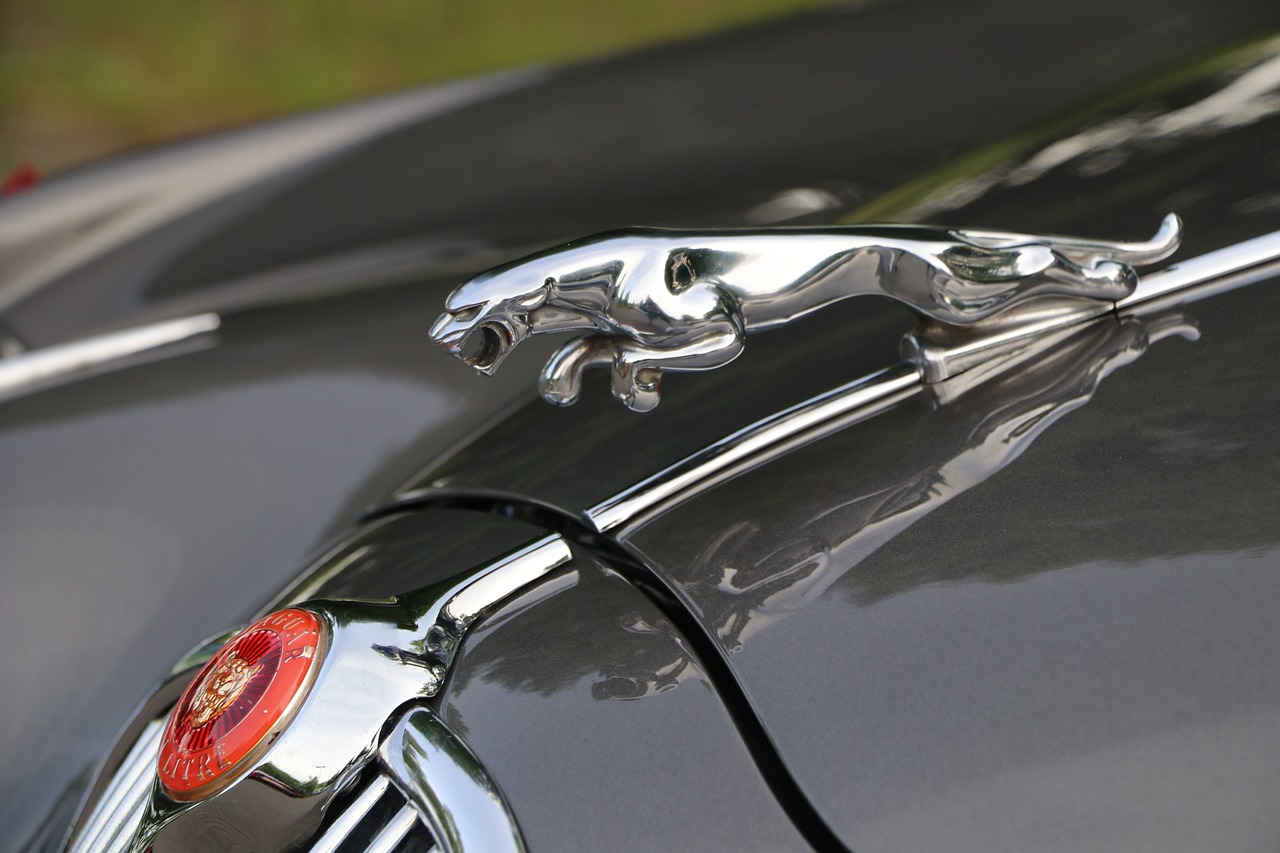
[308,772,438,853]
[67,719,164,853]
[308,775,392,853]
[364,804,423,853]
[379,707,524,853]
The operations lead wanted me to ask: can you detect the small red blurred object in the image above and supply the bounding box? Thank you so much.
[2,163,41,196]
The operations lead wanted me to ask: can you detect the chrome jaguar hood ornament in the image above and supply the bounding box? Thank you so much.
[430,216,1181,411]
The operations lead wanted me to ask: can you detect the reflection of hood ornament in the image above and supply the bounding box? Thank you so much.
[670,309,1199,652]
[430,216,1181,411]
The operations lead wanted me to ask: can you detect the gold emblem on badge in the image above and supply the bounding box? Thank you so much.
[187,653,262,729]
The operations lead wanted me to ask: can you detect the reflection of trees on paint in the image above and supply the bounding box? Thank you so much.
[447,568,700,703]
[847,32,1280,246]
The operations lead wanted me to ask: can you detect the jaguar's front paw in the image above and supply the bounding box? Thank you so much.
[540,335,613,407]
[539,372,582,407]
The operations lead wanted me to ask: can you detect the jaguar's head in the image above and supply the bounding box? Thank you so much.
[430,264,554,375]
[430,234,649,374]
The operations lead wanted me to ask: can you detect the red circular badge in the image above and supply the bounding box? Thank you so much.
[158,608,326,800]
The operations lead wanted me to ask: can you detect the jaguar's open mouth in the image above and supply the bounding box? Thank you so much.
[460,323,509,371]
[430,311,516,374]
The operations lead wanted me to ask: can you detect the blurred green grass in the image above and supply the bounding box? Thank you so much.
[0,0,841,173]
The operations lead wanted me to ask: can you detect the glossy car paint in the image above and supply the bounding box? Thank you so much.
[622,274,1280,850]
[435,560,812,852]
[4,0,1280,849]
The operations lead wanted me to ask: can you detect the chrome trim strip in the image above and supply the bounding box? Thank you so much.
[588,364,922,532]
[901,296,1114,383]
[275,532,571,697]
[307,775,392,853]
[67,719,164,853]
[379,708,525,853]
[439,536,572,634]
[363,803,422,853]
[0,313,219,400]
[410,534,573,695]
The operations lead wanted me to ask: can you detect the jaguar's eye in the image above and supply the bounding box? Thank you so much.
[452,305,482,322]
[669,254,696,290]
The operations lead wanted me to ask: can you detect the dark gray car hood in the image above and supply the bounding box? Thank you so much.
[4,0,1280,849]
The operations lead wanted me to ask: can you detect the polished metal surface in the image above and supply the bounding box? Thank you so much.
[429,217,1179,410]
[589,365,921,532]
[381,535,573,695]
[307,775,392,853]
[165,627,243,678]
[906,226,1280,383]
[131,603,430,852]
[307,772,439,853]
[901,296,1115,383]
[64,721,163,853]
[1119,226,1280,311]
[379,708,525,853]
[0,313,219,400]
[364,804,422,853]
[68,224,1279,851]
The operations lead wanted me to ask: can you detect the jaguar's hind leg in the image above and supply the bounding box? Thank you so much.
[610,327,745,412]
